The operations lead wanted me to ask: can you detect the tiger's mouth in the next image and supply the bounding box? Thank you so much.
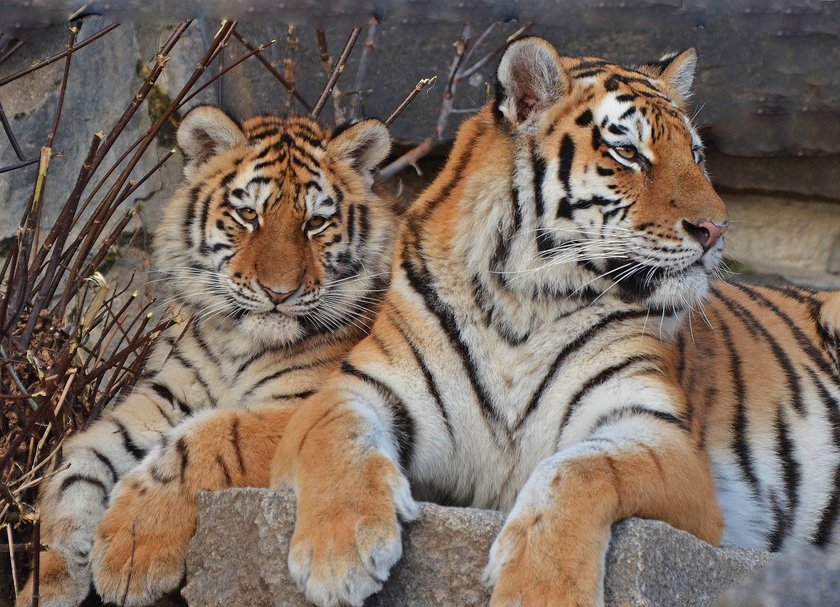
[604,256,712,304]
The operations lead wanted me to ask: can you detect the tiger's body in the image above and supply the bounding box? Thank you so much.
[80,39,839,607]
[18,109,397,607]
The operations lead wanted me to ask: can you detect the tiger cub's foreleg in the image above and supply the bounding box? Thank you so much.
[484,419,723,607]
[90,405,293,606]
[16,387,190,607]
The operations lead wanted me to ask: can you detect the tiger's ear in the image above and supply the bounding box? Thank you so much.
[496,36,566,128]
[327,119,391,179]
[177,106,246,175]
[643,49,697,102]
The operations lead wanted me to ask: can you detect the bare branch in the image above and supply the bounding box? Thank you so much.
[232,30,312,112]
[348,17,378,121]
[385,76,436,126]
[311,28,362,120]
[0,22,119,88]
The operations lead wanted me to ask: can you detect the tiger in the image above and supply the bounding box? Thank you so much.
[17,106,398,607]
[84,37,840,607]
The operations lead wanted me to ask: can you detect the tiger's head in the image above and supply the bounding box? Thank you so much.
[491,37,728,313]
[155,107,396,347]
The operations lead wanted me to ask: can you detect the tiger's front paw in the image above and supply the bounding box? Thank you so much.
[16,549,90,607]
[483,508,606,607]
[288,454,419,607]
[91,469,193,606]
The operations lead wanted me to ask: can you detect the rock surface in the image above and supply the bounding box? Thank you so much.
[713,545,840,607]
[184,488,771,607]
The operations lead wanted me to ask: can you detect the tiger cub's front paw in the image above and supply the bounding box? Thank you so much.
[91,469,193,606]
[288,454,419,607]
[16,549,90,607]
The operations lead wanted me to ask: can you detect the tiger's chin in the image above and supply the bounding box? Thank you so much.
[644,268,710,312]
[237,312,306,348]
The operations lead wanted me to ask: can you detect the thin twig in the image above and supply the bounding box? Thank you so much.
[0,98,25,161]
[232,30,312,111]
[457,22,533,81]
[385,76,436,126]
[0,158,38,175]
[311,28,362,119]
[283,25,298,112]
[0,22,119,88]
[30,514,40,607]
[348,17,378,121]
[179,38,276,109]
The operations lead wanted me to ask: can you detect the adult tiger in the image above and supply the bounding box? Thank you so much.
[89,38,839,607]
[17,107,397,607]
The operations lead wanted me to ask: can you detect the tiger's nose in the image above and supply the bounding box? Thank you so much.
[259,282,297,305]
[682,220,728,251]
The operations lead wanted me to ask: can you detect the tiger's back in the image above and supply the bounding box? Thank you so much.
[674,280,840,550]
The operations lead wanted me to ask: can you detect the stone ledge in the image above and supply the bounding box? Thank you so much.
[183,489,771,607]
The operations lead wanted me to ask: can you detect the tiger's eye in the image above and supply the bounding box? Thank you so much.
[615,146,637,160]
[238,207,258,222]
[306,216,327,231]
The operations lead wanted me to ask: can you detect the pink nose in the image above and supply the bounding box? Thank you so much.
[682,220,728,251]
[259,282,296,305]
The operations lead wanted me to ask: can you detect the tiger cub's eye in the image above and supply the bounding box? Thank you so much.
[238,207,258,222]
[615,145,637,160]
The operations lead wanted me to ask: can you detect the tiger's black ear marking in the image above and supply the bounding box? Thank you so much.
[641,49,697,102]
[496,36,567,128]
[327,119,391,183]
[177,106,246,177]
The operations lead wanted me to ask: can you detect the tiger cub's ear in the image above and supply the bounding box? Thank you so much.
[327,119,391,182]
[177,106,246,176]
[639,49,697,104]
[496,36,566,128]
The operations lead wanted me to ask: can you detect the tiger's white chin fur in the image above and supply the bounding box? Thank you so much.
[645,267,709,313]
[236,311,306,348]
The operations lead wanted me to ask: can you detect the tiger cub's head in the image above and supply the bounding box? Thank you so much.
[155,107,396,347]
[494,37,728,313]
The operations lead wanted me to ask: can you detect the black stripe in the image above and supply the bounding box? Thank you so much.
[184,185,202,249]
[149,463,176,484]
[150,381,192,416]
[341,360,416,470]
[675,332,686,383]
[401,241,508,446]
[242,364,310,399]
[711,287,806,415]
[531,148,547,218]
[346,203,356,242]
[731,283,836,378]
[558,134,575,196]
[60,474,108,495]
[357,203,370,247]
[231,418,245,473]
[717,312,760,491]
[807,368,840,546]
[112,420,147,460]
[575,109,593,126]
[772,403,799,551]
[90,449,118,484]
[589,404,686,435]
[516,309,648,431]
[170,349,217,408]
[558,354,658,436]
[176,437,189,484]
[387,308,454,440]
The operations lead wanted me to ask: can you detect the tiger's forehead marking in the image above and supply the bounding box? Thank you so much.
[561,57,700,153]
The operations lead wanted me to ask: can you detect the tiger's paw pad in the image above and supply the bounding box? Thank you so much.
[91,476,191,607]
[288,471,419,607]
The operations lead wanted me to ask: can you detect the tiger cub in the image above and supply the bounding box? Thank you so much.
[18,107,398,607]
[265,38,839,606]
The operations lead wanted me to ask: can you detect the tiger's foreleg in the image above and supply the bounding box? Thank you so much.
[271,383,419,607]
[91,405,294,606]
[16,387,190,607]
[484,418,723,607]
